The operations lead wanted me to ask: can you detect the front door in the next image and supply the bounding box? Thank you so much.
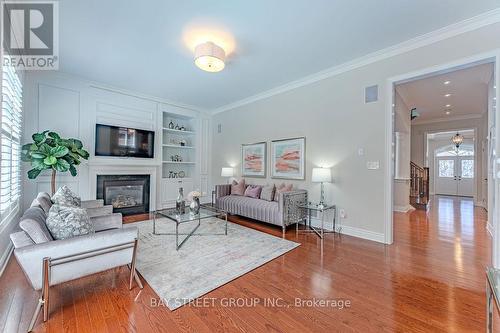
[436,156,474,196]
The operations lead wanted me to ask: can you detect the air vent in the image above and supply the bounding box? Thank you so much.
[365,85,378,103]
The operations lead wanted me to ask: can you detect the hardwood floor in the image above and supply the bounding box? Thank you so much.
[0,195,497,332]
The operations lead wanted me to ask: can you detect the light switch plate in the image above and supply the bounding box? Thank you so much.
[358,148,364,156]
[367,161,380,170]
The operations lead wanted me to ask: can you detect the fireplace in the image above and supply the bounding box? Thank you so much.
[96,175,150,216]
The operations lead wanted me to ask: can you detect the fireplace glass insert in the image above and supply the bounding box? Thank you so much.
[97,175,150,215]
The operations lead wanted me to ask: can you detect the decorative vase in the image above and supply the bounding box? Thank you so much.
[190,197,200,214]
[168,121,174,129]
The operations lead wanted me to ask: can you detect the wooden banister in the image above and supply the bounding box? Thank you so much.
[410,162,429,199]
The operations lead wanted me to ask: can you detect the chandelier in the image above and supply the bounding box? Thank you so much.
[451,132,464,149]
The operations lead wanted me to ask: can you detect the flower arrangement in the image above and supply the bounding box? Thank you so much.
[186,190,202,202]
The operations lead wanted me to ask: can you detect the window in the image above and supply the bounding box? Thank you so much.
[1,55,22,220]
[438,160,454,178]
[461,160,474,178]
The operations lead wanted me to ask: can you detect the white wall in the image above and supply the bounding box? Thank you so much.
[21,71,208,211]
[411,116,488,205]
[212,22,500,243]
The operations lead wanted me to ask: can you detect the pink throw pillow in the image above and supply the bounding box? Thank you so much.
[244,185,262,199]
[274,183,293,201]
[231,179,246,196]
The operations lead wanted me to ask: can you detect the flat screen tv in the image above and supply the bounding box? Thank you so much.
[95,124,155,158]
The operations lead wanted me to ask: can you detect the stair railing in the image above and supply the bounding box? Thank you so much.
[410,162,429,199]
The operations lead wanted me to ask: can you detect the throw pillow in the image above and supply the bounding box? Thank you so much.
[274,183,293,201]
[32,192,52,214]
[260,184,275,201]
[45,204,94,240]
[52,185,81,207]
[244,185,262,199]
[19,207,54,244]
[231,179,246,196]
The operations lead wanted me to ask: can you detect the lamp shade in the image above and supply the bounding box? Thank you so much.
[311,167,331,183]
[221,167,234,177]
[194,42,226,72]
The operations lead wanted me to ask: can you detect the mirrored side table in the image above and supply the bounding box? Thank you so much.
[297,203,336,239]
[486,266,500,332]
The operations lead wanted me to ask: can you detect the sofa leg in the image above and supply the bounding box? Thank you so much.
[28,297,43,332]
[42,257,50,322]
[129,239,139,290]
[282,225,286,238]
[134,272,144,289]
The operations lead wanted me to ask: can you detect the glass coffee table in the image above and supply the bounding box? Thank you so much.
[152,205,227,250]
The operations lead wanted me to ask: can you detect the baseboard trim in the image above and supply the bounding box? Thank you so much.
[393,205,415,213]
[338,224,385,244]
[0,244,13,277]
[308,216,385,243]
[487,221,494,237]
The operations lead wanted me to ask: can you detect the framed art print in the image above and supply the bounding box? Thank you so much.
[241,142,266,177]
[271,137,305,180]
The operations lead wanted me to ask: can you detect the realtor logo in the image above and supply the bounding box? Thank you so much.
[1,0,58,70]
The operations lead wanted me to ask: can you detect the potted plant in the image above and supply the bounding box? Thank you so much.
[21,131,89,195]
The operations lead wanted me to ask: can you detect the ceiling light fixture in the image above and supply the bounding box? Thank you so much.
[445,111,451,115]
[445,104,451,108]
[444,93,451,97]
[194,41,226,72]
[444,81,451,85]
[451,132,464,149]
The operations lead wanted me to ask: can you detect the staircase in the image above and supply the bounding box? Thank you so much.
[410,162,429,210]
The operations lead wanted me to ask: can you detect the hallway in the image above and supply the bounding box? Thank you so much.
[394,195,492,331]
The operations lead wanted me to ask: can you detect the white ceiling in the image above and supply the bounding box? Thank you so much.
[396,63,493,123]
[58,0,500,110]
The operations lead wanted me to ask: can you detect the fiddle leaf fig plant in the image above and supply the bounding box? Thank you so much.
[21,131,89,195]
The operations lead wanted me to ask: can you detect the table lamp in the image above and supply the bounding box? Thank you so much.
[221,167,234,183]
[312,167,331,206]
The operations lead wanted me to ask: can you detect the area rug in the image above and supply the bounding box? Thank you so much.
[129,217,300,310]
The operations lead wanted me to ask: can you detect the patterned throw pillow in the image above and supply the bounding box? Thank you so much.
[45,204,94,240]
[231,179,246,196]
[51,185,81,207]
[260,184,275,201]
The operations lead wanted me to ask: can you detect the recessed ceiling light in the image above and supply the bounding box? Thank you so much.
[445,111,451,115]
[444,81,451,85]
[445,104,451,108]
[444,93,451,97]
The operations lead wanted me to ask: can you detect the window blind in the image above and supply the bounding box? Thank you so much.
[1,55,22,220]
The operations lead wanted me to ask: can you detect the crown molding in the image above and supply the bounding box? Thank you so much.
[411,113,484,126]
[211,8,500,115]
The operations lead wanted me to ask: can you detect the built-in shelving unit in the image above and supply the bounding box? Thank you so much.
[162,161,196,164]
[161,112,197,179]
[162,144,195,149]
[162,128,196,135]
